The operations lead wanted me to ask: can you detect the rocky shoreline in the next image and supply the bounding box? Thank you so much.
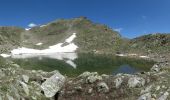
[0,55,169,100]
[59,61,170,100]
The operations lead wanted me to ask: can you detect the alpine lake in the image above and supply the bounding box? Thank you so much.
[10,53,155,77]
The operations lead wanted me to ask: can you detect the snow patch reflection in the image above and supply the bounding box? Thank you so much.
[11,53,78,68]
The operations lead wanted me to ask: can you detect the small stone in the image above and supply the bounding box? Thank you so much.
[151,94,157,98]
[156,86,161,91]
[128,76,145,88]
[74,86,82,91]
[79,72,103,83]
[162,85,166,89]
[86,75,102,83]
[101,74,109,79]
[0,69,5,77]
[22,75,29,83]
[78,71,92,78]
[151,64,161,72]
[97,82,109,93]
[31,96,37,100]
[88,88,93,94]
[19,81,29,96]
[68,81,73,84]
[138,93,151,100]
[151,98,156,100]
[114,77,123,88]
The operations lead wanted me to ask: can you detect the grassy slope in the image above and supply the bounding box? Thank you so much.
[0,27,24,53]
[26,17,122,53]
[128,33,170,54]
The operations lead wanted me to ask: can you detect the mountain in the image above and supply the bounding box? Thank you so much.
[0,17,122,53]
[27,17,122,53]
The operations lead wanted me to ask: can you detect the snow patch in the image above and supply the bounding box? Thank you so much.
[40,25,47,27]
[11,33,78,55]
[36,43,43,46]
[9,33,78,68]
[116,54,127,57]
[139,56,149,58]
[11,53,77,68]
[25,28,31,31]
[128,54,137,56]
[66,60,77,68]
[11,53,77,60]
[11,47,41,55]
[0,54,11,58]
[65,33,76,43]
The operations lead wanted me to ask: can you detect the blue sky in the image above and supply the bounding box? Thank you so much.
[0,0,170,38]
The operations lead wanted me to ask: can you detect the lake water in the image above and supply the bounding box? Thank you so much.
[11,53,155,77]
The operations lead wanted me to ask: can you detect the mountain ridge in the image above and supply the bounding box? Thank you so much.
[0,17,169,56]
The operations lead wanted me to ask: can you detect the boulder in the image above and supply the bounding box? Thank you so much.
[41,72,65,98]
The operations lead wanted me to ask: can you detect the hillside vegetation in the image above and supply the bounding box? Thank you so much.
[128,33,170,55]
[0,27,24,53]
[28,17,122,53]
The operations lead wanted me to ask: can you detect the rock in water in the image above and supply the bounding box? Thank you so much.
[41,72,65,98]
